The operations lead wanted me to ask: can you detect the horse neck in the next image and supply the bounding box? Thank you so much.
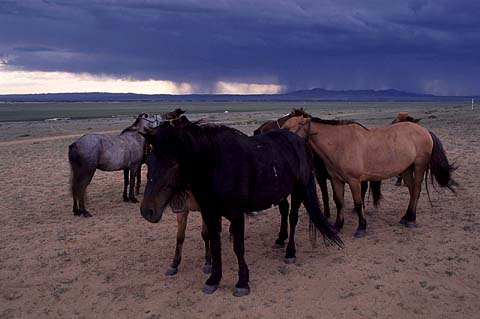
[121,130,145,145]
[277,115,292,128]
[308,122,351,152]
[177,127,215,176]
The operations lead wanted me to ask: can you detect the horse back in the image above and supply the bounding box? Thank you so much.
[210,129,310,211]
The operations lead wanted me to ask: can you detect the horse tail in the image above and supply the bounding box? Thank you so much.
[369,181,383,207]
[302,174,343,248]
[68,142,82,197]
[428,131,457,192]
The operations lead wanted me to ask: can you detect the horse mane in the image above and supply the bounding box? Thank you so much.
[291,108,312,118]
[310,117,368,129]
[162,108,186,120]
[290,108,368,130]
[121,117,141,134]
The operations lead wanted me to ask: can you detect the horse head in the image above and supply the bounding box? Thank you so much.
[391,112,422,124]
[139,116,191,223]
[162,108,186,121]
[281,115,310,139]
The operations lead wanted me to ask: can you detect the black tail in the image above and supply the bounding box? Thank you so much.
[302,175,343,248]
[369,181,383,207]
[428,131,457,192]
[68,143,82,197]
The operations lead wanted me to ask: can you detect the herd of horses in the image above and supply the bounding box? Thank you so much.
[68,108,456,297]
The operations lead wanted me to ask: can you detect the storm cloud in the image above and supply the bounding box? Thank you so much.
[0,0,479,94]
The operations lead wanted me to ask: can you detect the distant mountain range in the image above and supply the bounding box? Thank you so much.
[0,88,477,102]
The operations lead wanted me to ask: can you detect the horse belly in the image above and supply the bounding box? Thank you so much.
[97,151,130,171]
[363,144,416,180]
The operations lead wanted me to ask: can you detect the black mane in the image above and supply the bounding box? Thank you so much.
[290,108,368,130]
[310,117,368,129]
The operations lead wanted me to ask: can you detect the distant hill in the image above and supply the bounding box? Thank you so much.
[0,89,477,102]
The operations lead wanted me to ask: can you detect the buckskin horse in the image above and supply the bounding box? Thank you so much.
[140,115,342,297]
[282,109,456,238]
[262,110,382,223]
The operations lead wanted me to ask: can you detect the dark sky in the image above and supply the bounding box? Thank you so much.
[0,0,479,95]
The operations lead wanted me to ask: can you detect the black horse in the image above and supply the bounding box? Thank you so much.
[140,116,342,297]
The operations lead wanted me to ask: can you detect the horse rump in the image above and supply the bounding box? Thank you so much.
[428,131,457,191]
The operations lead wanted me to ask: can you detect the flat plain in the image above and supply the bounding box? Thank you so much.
[0,101,479,318]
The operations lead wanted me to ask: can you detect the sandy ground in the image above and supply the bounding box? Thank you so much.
[1,104,479,318]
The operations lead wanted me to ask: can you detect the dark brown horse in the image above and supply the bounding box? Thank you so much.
[164,189,212,276]
[130,108,187,196]
[127,109,212,276]
[140,115,341,296]
[283,110,456,238]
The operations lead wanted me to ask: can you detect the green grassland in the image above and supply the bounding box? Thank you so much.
[0,100,470,123]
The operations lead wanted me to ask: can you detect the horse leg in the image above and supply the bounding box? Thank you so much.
[72,195,79,215]
[318,177,331,219]
[202,214,222,294]
[313,154,331,218]
[399,167,415,226]
[77,169,95,218]
[135,164,141,196]
[166,210,189,276]
[361,181,368,210]
[274,197,289,247]
[395,175,403,186]
[400,164,426,228]
[128,164,139,203]
[331,180,345,232]
[71,168,80,215]
[231,213,250,297]
[285,190,301,264]
[123,169,129,201]
[201,219,212,274]
[349,181,368,238]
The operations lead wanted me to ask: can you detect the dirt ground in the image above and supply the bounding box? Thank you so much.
[1,103,479,319]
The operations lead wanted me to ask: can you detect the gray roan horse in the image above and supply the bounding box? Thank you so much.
[69,113,159,217]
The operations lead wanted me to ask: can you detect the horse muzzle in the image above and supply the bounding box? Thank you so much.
[140,206,164,223]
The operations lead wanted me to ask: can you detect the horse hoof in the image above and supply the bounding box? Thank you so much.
[202,284,218,295]
[273,242,285,249]
[332,226,343,234]
[400,219,417,228]
[233,287,250,297]
[129,197,139,203]
[203,264,212,274]
[353,230,366,238]
[399,219,417,228]
[284,257,296,264]
[123,196,129,202]
[82,211,92,218]
[165,267,178,276]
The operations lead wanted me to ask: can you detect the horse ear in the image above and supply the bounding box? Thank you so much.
[179,115,190,125]
[175,108,186,116]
